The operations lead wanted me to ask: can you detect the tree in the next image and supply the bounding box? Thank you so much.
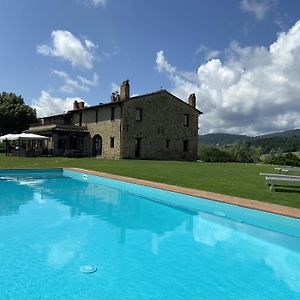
[0,92,37,135]
[198,144,233,162]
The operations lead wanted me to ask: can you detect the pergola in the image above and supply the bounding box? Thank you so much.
[0,133,47,156]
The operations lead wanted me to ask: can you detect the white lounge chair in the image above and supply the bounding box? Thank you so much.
[275,167,300,174]
[265,176,300,191]
[259,173,300,179]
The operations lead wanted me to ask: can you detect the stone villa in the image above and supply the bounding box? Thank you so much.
[26,80,202,160]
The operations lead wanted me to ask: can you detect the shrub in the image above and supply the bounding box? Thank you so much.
[270,152,300,167]
[198,144,233,162]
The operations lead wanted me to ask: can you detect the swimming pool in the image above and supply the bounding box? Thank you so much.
[0,168,300,299]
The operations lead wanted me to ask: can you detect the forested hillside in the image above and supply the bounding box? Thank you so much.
[199,129,300,153]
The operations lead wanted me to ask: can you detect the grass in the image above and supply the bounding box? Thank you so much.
[0,154,300,209]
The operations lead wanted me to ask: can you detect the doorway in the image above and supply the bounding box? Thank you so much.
[135,138,141,158]
[93,135,102,156]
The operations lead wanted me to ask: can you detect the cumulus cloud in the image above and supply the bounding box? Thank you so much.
[240,0,271,20]
[156,20,300,135]
[37,30,96,69]
[156,50,176,74]
[52,70,99,93]
[195,45,221,61]
[32,91,89,117]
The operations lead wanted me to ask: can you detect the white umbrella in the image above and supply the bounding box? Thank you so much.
[18,133,47,140]
[0,134,18,156]
[0,133,47,141]
[0,134,19,141]
[0,133,47,156]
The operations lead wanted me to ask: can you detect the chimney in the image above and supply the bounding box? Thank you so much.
[73,100,79,110]
[120,80,130,100]
[73,100,85,110]
[78,101,85,109]
[111,92,120,102]
[111,92,116,102]
[188,93,196,108]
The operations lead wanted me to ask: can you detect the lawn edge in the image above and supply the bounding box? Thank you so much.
[66,167,300,219]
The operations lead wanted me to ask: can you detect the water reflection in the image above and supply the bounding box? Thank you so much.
[193,212,300,292]
[0,179,34,216]
[151,221,190,255]
[193,213,232,246]
[41,179,192,239]
[2,173,300,293]
[265,247,300,292]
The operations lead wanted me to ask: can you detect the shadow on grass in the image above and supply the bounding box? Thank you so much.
[273,186,300,193]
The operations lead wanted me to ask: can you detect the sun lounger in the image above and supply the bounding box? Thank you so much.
[274,167,300,174]
[265,176,300,191]
[259,173,300,179]
[260,173,300,191]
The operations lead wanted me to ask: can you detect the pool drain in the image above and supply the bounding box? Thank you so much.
[80,265,97,274]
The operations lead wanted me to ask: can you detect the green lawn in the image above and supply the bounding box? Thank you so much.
[0,155,299,208]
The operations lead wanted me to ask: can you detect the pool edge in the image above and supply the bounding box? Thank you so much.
[65,167,300,220]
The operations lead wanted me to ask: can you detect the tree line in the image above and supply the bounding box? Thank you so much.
[198,140,300,166]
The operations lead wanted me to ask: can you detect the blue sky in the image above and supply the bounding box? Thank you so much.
[1,0,300,135]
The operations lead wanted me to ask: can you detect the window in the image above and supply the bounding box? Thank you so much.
[166,139,170,149]
[110,137,115,148]
[95,110,98,123]
[183,140,189,152]
[111,107,115,120]
[184,114,189,127]
[136,108,143,121]
[79,112,82,126]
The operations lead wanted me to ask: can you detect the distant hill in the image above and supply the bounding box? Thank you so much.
[199,129,300,153]
[199,129,300,145]
[255,129,300,139]
[199,133,250,145]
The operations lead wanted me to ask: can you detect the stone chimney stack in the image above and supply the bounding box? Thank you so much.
[73,100,85,110]
[188,93,196,108]
[111,92,120,102]
[73,100,79,110]
[78,101,85,109]
[120,80,130,100]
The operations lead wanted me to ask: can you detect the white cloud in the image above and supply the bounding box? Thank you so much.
[195,45,221,61]
[37,30,96,69]
[52,70,99,93]
[111,82,119,93]
[84,39,97,50]
[156,20,300,135]
[240,0,271,20]
[90,0,107,7]
[77,73,99,87]
[32,91,89,117]
[156,50,176,74]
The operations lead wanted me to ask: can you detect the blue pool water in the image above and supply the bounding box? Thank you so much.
[0,169,300,299]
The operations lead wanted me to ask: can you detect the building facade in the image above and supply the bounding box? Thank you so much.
[26,81,202,160]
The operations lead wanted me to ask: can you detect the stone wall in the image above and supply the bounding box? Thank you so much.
[66,90,199,160]
[120,91,199,160]
[72,104,122,159]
